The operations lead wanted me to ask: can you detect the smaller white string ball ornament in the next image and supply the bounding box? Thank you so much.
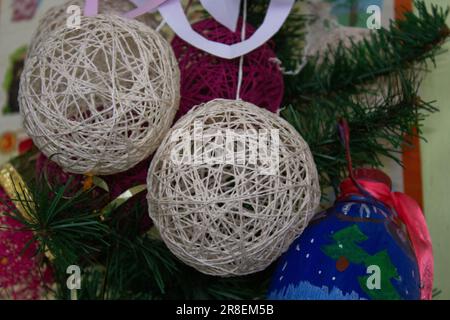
[20,14,180,175]
[147,99,321,277]
[304,1,370,60]
[28,0,164,56]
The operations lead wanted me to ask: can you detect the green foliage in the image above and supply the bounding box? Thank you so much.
[55,202,270,300]
[247,0,310,71]
[280,1,449,190]
[5,178,108,268]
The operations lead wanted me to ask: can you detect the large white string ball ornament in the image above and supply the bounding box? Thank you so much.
[28,0,164,56]
[147,99,321,277]
[19,14,180,175]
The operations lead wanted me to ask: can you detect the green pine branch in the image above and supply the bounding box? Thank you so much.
[4,176,109,268]
[285,2,449,102]
[280,1,449,190]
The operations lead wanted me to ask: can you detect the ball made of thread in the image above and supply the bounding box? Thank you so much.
[147,99,321,277]
[20,15,180,175]
[171,18,284,119]
[28,0,164,56]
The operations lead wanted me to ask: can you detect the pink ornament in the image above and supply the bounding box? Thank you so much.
[171,19,284,119]
[0,187,51,300]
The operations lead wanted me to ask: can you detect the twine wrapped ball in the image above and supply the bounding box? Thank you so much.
[171,19,284,119]
[28,0,164,56]
[147,99,321,276]
[20,15,180,175]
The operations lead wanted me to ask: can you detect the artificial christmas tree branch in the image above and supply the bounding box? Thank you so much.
[280,1,449,190]
[284,1,449,101]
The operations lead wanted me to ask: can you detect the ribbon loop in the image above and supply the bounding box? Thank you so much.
[84,0,99,16]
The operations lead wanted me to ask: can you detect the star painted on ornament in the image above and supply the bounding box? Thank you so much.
[305,253,310,259]
[282,262,288,271]
[296,244,300,251]
[310,238,315,244]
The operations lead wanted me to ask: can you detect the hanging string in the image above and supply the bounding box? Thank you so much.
[156,18,166,33]
[338,119,380,202]
[236,0,248,101]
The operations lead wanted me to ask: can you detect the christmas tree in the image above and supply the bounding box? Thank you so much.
[0,0,448,300]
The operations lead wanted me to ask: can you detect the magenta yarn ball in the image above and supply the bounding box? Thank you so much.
[171,18,284,118]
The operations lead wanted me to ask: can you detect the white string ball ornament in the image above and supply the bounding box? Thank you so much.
[20,15,180,175]
[28,0,166,56]
[147,99,321,277]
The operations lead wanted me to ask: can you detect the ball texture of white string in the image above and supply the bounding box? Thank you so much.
[28,0,165,57]
[147,99,321,277]
[20,14,180,175]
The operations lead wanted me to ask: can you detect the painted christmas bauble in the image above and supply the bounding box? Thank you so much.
[268,170,421,300]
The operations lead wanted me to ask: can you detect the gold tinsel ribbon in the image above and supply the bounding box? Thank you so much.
[100,184,147,218]
[0,163,34,222]
[0,163,56,260]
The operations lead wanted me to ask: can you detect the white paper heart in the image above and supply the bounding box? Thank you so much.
[89,0,296,60]
[158,0,295,59]
[200,0,241,32]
